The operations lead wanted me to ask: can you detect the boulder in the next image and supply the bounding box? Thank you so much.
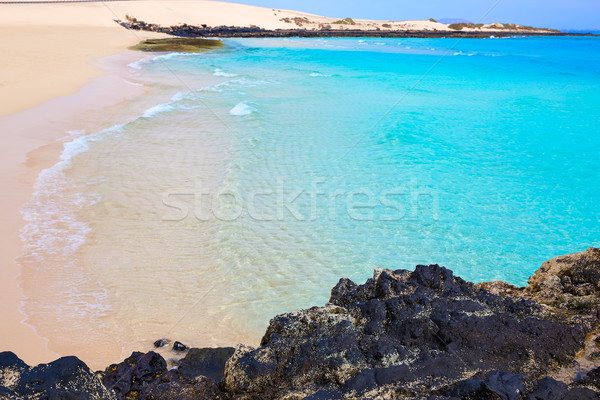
[0,352,113,400]
[153,339,170,348]
[141,371,222,400]
[100,350,227,400]
[173,342,188,352]
[177,347,234,383]
[101,351,166,400]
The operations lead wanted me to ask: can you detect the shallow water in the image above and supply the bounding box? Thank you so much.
[20,36,600,367]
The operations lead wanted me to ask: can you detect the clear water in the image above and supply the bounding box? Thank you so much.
[21,36,600,367]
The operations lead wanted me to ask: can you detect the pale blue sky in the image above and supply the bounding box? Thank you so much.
[231,0,599,30]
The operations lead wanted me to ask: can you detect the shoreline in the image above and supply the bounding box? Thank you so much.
[2,248,600,399]
[0,0,171,368]
[0,49,168,367]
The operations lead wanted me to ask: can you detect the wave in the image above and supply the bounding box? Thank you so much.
[229,102,255,116]
[142,90,208,118]
[121,78,144,87]
[309,72,332,77]
[128,52,196,70]
[19,127,115,323]
[453,51,476,56]
[214,68,237,77]
[217,77,269,89]
[142,103,177,119]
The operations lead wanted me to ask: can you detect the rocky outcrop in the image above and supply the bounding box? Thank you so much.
[177,348,234,383]
[528,247,600,299]
[0,351,114,399]
[479,247,600,327]
[115,19,597,39]
[99,347,233,400]
[100,351,167,399]
[2,248,600,399]
[221,260,600,399]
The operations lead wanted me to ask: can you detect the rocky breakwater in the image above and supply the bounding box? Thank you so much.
[2,247,600,399]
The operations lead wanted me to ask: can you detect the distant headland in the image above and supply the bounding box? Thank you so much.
[116,14,598,39]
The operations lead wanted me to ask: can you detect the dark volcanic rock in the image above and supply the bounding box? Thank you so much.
[153,339,170,348]
[446,370,525,400]
[0,352,114,400]
[101,351,166,400]
[0,352,28,393]
[142,372,222,400]
[173,342,188,352]
[526,377,569,399]
[223,263,594,399]
[177,347,234,383]
[573,365,600,390]
[100,350,227,400]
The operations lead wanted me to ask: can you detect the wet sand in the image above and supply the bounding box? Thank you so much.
[0,52,159,366]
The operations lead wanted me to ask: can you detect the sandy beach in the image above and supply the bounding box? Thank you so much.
[0,2,167,367]
[0,51,160,366]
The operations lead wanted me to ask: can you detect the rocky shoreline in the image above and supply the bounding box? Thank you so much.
[2,248,600,399]
[115,19,597,39]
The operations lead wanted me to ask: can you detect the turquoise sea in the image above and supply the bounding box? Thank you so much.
[21,36,600,365]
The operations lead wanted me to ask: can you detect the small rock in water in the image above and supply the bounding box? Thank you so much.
[173,341,188,352]
[153,338,170,348]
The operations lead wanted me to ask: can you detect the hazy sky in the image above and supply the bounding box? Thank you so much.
[230,0,599,30]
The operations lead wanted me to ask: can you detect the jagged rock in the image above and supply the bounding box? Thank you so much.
[99,350,228,400]
[0,352,114,400]
[177,348,234,383]
[302,389,344,399]
[222,265,591,399]
[562,387,600,399]
[573,365,600,391]
[528,247,600,298]
[526,377,568,399]
[101,351,166,400]
[0,352,28,394]
[476,248,600,329]
[445,371,525,400]
[141,371,222,400]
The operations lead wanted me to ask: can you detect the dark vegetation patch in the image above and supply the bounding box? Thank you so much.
[449,22,484,30]
[129,38,224,53]
[333,17,356,25]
